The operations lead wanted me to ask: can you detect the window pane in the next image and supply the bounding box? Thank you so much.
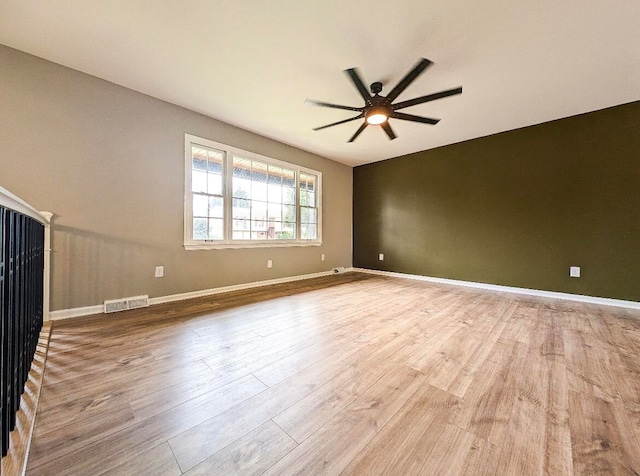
[300,172,317,188]
[271,221,283,231]
[283,205,296,223]
[306,174,317,193]
[299,171,317,205]
[233,230,251,240]
[252,218,267,232]
[301,206,316,224]
[251,200,267,221]
[300,189,310,206]
[193,218,208,240]
[301,224,317,240]
[233,157,251,179]
[192,170,207,193]
[229,157,300,241]
[208,218,223,240]
[252,181,267,202]
[232,198,250,218]
[251,161,268,201]
[283,187,295,205]
[268,165,282,184]
[252,161,268,182]
[208,173,222,196]
[233,156,251,201]
[192,155,207,171]
[194,144,224,176]
[282,222,295,240]
[233,177,251,199]
[207,153,223,173]
[193,194,208,217]
[233,219,250,231]
[268,203,282,221]
[282,169,295,188]
[209,196,223,218]
[268,184,282,203]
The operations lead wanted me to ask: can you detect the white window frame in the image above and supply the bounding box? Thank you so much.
[184,134,322,250]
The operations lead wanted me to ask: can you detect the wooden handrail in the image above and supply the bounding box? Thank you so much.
[0,186,47,225]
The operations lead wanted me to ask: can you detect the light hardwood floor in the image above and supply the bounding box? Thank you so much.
[25,272,640,475]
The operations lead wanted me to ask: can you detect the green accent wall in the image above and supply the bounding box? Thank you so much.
[353,101,640,301]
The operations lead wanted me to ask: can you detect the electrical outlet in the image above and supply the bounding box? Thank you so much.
[379,253,384,261]
[570,266,580,278]
[155,266,164,278]
[321,254,325,261]
[267,259,273,269]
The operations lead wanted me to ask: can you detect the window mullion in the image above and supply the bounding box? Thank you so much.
[224,152,232,242]
[295,171,300,240]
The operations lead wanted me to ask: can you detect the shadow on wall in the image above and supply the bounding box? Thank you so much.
[50,224,173,311]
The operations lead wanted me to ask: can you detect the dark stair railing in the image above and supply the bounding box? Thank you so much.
[0,188,48,458]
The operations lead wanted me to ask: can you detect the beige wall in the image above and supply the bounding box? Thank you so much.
[0,45,353,311]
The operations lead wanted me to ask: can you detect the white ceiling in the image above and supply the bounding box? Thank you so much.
[1,1,639,166]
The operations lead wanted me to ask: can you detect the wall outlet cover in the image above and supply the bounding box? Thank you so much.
[570,266,580,278]
[155,266,164,278]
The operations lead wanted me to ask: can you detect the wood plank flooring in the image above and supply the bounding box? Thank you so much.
[25,272,640,475]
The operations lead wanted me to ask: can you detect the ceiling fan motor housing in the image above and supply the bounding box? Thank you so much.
[370,81,383,94]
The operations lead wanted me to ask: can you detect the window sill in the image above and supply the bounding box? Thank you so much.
[184,241,322,250]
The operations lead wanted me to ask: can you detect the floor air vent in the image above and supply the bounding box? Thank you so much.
[104,295,149,313]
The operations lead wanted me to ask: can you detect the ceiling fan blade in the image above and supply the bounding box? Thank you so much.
[313,114,364,131]
[393,86,463,110]
[305,99,362,112]
[348,122,368,142]
[385,58,433,103]
[392,112,440,125]
[345,68,372,103]
[381,122,397,140]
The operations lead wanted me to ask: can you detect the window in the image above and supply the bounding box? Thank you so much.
[191,145,225,240]
[184,134,321,249]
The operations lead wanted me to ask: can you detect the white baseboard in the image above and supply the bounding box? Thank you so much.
[353,268,640,310]
[50,304,104,320]
[149,270,340,305]
[45,266,640,319]
[49,269,346,321]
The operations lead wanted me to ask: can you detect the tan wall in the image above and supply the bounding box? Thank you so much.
[354,101,640,302]
[0,45,353,311]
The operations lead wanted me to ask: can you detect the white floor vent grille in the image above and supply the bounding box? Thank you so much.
[104,295,149,313]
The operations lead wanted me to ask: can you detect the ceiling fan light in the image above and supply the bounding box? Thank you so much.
[365,106,389,125]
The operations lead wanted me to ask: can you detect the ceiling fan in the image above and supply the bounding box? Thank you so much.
[306,58,462,142]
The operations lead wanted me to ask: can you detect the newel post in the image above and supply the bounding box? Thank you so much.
[40,211,53,321]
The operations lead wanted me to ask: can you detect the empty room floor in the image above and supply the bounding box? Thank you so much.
[26,272,640,475]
